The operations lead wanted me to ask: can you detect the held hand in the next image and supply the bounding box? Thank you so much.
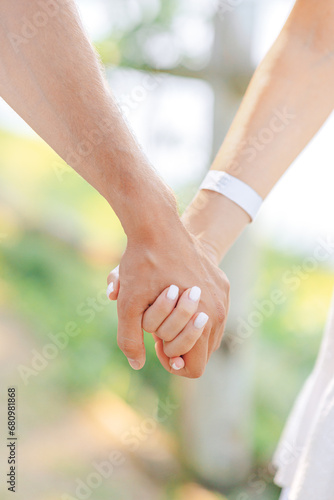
[107,226,229,378]
[107,278,208,371]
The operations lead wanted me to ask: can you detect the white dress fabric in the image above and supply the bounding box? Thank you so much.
[274,291,334,499]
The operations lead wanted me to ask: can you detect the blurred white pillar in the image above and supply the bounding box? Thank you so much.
[177,234,259,488]
[177,3,259,489]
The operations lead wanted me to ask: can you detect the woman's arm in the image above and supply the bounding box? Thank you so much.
[183,0,334,264]
[107,0,334,373]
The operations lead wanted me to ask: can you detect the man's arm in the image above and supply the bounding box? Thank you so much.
[0,0,176,237]
[182,0,334,264]
[0,0,230,378]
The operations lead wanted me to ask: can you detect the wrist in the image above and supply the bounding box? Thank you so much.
[125,193,182,244]
[111,168,181,243]
[181,189,250,263]
[86,135,180,241]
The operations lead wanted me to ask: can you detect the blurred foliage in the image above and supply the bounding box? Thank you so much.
[94,0,214,71]
[0,130,172,406]
[0,224,173,401]
[97,0,177,68]
[253,247,333,462]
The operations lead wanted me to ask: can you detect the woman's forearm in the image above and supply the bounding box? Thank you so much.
[212,0,334,196]
[0,0,179,240]
[183,0,334,263]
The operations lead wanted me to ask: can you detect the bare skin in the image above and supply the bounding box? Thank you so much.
[0,0,230,378]
[108,0,334,373]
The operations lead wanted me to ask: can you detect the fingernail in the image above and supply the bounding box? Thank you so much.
[167,285,179,300]
[194,312,209,329]
[106,282,114,298]
[172,361,183,370]
[189,286,201,302]
[128,358,141,370]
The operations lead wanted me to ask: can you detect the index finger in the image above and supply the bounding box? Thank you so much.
[153,330,209,378]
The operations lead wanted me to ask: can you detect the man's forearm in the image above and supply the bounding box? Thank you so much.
[0,0,178,238]
[183,0,334,263]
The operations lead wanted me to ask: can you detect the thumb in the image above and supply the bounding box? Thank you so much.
[106,265,120,300]
[117,301,146,370]
[152,334,185,373]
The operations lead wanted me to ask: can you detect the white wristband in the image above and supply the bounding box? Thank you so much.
[199,170,263,221]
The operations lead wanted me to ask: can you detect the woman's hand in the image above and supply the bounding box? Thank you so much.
[107,276,210,372]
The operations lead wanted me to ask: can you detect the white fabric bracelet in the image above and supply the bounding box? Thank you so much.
[199,170,263,221]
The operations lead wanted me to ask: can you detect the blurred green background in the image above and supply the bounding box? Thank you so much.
[1,1,334,499]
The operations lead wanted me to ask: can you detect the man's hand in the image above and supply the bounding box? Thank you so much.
[108,223,229,379]
[0,0,230,379]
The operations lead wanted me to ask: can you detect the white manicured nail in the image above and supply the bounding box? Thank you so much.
[194,312,209,329]
[171,362,182,371]
[106,282,114,298]
[167,285,179,300]
[189,286,201,302]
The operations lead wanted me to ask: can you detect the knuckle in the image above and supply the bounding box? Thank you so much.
[118,298,139,319]
[218,269,230,292]
[162,342,174,358]
[117,337,140,357]
[177,302,196,318]
[125,294,140,310]
[142,318,155,334]
[216,301,227,324]
[155,325,174,341]
[187,365,205,379]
